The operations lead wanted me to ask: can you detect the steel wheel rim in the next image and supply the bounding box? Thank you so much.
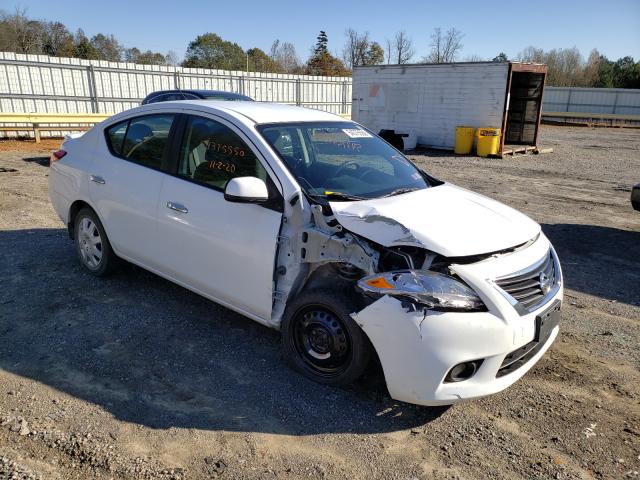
[292,306,352,377]
[78,217,103,269]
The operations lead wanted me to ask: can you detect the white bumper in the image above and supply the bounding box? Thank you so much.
[352,234,563,406]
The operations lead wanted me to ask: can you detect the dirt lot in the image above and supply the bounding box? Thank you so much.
[0,125,639,480]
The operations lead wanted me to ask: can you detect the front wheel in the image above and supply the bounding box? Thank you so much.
[74,207,119,276]
[281,289,371,386]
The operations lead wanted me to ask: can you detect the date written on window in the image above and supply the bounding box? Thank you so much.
[207,161,236,173]
[204,140,246,157]
[336,141,362,152]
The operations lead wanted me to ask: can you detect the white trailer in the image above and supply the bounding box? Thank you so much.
[352,62,547,156]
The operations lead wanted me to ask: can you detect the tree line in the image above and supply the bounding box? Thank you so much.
[515,47,640,88]
[1,7,638,86]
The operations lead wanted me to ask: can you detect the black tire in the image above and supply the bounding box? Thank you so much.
[73,207,119,277]
[281,288,371,386]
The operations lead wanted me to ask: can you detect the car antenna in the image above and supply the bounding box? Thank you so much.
[175,68,186,100]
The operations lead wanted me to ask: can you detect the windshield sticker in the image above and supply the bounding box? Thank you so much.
[342,128,372,139]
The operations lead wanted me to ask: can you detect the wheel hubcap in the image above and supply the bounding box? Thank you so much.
[292,307,351,376]
[78,217,103,269]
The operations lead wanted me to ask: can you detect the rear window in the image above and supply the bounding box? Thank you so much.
[106,120,127,156]
[105,114,175,171]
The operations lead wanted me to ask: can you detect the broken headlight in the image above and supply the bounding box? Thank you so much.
[357,270,485,311]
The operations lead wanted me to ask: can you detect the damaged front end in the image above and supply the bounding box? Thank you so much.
[269,187,560,406]
[270,189,493,326]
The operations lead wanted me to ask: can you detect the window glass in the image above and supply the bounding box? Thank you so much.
[179,116,267,190]
[121,114,175,170]
[163,93,185,101]
[146,94,166,104]
[105,120,128,156]
[259,122,429,200]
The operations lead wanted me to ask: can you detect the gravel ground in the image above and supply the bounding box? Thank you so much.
[0,125,638,480]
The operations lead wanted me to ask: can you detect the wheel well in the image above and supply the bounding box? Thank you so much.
[67,200,91,239]
[300,263,361,295]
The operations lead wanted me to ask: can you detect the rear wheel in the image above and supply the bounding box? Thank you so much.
[281,289,371,385]
[74,208,118,276]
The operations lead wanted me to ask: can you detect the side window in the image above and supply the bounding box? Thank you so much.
[106,120,128,156]
[119,114,175,170]
[147,94,168,104]
[178,116,267,190]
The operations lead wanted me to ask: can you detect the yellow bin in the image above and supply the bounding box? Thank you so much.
[476,128,501,157]
[454,126,475,154]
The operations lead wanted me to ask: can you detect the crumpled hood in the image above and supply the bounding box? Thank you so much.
[329,184,540,257]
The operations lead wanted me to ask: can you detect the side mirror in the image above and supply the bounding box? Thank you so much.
[224,176,269,203]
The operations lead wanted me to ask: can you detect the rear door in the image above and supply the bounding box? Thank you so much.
[155,112,283,321]
[89,112,177,269]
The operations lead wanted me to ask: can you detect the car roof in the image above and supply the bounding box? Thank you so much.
[144,89,251,99]
[184,89,246,97]
[161,100,346,124]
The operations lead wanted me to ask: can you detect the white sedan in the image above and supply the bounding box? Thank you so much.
[48,100,563,406]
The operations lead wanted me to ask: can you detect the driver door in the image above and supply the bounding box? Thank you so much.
[155,113,283,322]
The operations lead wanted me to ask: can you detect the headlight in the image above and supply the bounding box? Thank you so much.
[357,270,485,311]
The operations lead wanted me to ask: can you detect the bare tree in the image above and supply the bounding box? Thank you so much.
[581,49,601,87]
[384,38,393,64]
[342,28,369,69]
[270,39,300,73]
[425,27,463,63]
[517,46,544,63]
[518,46,585,86]
[463,54,485,62]
[165,50,179,67]
[2,7,43,54]
[393,30,414,64]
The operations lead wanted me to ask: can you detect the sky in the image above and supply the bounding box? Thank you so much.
[6,0,640,62]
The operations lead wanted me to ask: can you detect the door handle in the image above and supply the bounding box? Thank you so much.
[89,175,105,184]
[166,201,188,214]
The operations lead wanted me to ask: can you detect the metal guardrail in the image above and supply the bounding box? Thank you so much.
[542,111,640,121]
[0,113,109,123]
[0,113,109,142]
[541,111,640,128]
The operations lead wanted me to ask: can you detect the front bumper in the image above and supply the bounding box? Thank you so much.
[352,233,563,406]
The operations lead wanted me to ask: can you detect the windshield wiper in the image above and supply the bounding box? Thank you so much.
[382,187,420,198]
[309,191,366,201]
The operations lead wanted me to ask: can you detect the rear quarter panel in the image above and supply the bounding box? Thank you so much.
[48,130,100,225]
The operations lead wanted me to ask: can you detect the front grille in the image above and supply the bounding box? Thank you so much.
[494,251,557,313]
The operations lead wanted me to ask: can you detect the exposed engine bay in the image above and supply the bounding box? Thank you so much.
[268,191,529,327]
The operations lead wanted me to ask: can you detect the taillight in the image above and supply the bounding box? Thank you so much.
[49,150,67,165]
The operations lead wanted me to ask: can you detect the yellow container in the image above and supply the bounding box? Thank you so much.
[454,126,475,154]
[476,128,501,157]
